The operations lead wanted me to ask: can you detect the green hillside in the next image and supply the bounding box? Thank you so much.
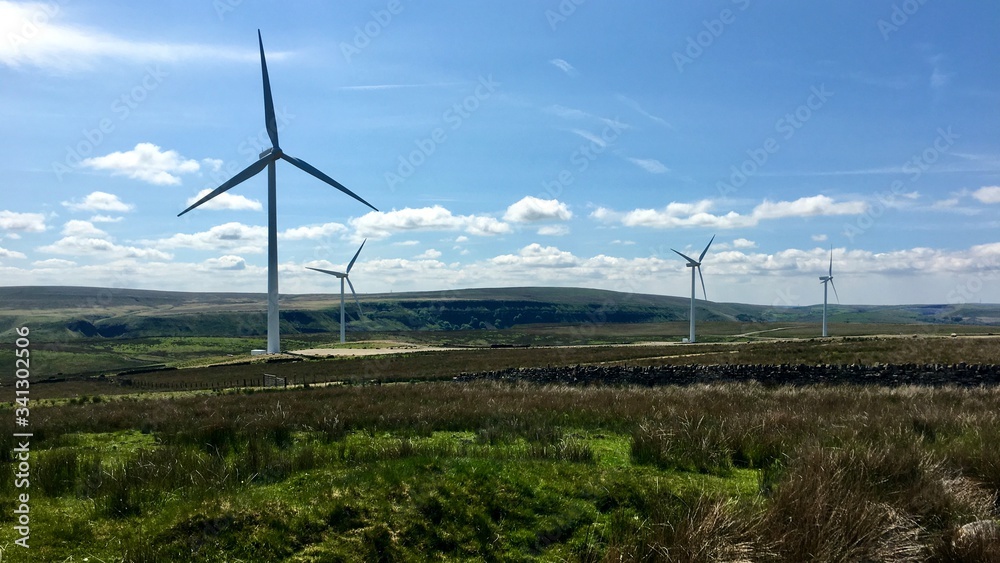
[1,285,998,341]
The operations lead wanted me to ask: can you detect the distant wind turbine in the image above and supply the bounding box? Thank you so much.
[672,235,714,344]
[820,246,839,337]
[307,240,367,344]
[178,30,377,354]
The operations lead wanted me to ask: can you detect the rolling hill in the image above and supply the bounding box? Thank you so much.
[0,285,998,340]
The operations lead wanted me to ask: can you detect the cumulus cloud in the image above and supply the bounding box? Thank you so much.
[972,186,1000,204]
[148,222,267,254]
[812,234,828,242]
[592,195,868,229]
[349,206,511,240]
[0,211,47,233]
[503,196,572,223]
[415,248,442,259]
[732,238,757,249]
[82,143,200,186]
[203,255,247,270]
[280,222,345,241]
[38,236,172,260]
[184,188,263,212]
[90,215,124,223]
[627,157,670,174]
[0,246,26,259]
[61,220,108,238]
[31,258,75,268]
[492,243,579,268]
[62,191,134,213]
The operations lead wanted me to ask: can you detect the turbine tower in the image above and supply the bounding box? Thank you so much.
[178,31,377,354]
[819,246,839,337]
[307,240,367,344]
[671,235,714,344]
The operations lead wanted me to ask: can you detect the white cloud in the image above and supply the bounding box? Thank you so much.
[350,206,511,240]
[610,239,635,245]
[0,246,26,259]
[972,186,1000,204]
[203,255,247,271]
[504,196,572,223]
[185,188,263,212]
[38,236,172,260]
[627,157,670,174]
[616,94,671,128]
[492,244,579,268]
[148,222,267,254]
[82,143,200,186]
[90,215,124,223]
[62,191,134,213]
[0,2,266,71]
[593,195,869,229]
[280,222,345,241]
[394,240,420,246]
[61,220,107,238]
[31,258,75,268]
[0,211,46,233]
[415,248,442,259]
[538,225,570,236]
[732,238,757,249]
[545,105,592,120]
[811,234,828,242]
[570,129,607,148]
[455,236,469,243]
[549,58,577,76]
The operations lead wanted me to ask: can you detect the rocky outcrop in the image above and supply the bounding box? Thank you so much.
[454,363,1000,387]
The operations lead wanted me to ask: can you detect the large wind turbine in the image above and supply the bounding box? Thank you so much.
[306,240,367,344]
[671,235,714,344]
[178,31,377,354]
[819,246,839,337]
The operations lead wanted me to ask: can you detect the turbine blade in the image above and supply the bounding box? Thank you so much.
[306,266,346,277]
[280,153,378,211]
[697,265,707,301]
[671,249,698,265]
[178,156,269,216]
[830,279,840,304]
[828,245,834,277]
[347,277,363,317]
[698,234,715,263]
[346,239,366,273]
[258,30,279,149]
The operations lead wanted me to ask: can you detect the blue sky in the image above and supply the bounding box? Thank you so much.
[2,0,999,306]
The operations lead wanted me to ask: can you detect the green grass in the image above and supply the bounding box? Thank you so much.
[1,382,999,560]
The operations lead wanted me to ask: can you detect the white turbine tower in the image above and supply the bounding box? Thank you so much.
[178,31,377,354]
[672,235,714,344]
[307,240,366,344]
[820,246,839,337]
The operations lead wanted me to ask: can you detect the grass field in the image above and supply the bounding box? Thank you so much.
[1,316,999,560]
[1,381,998,561]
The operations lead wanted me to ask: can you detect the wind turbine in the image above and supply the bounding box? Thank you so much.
[819,246,839,337]
[178,30,377,354]
[307,240,367,344]
[671,235,714,344]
